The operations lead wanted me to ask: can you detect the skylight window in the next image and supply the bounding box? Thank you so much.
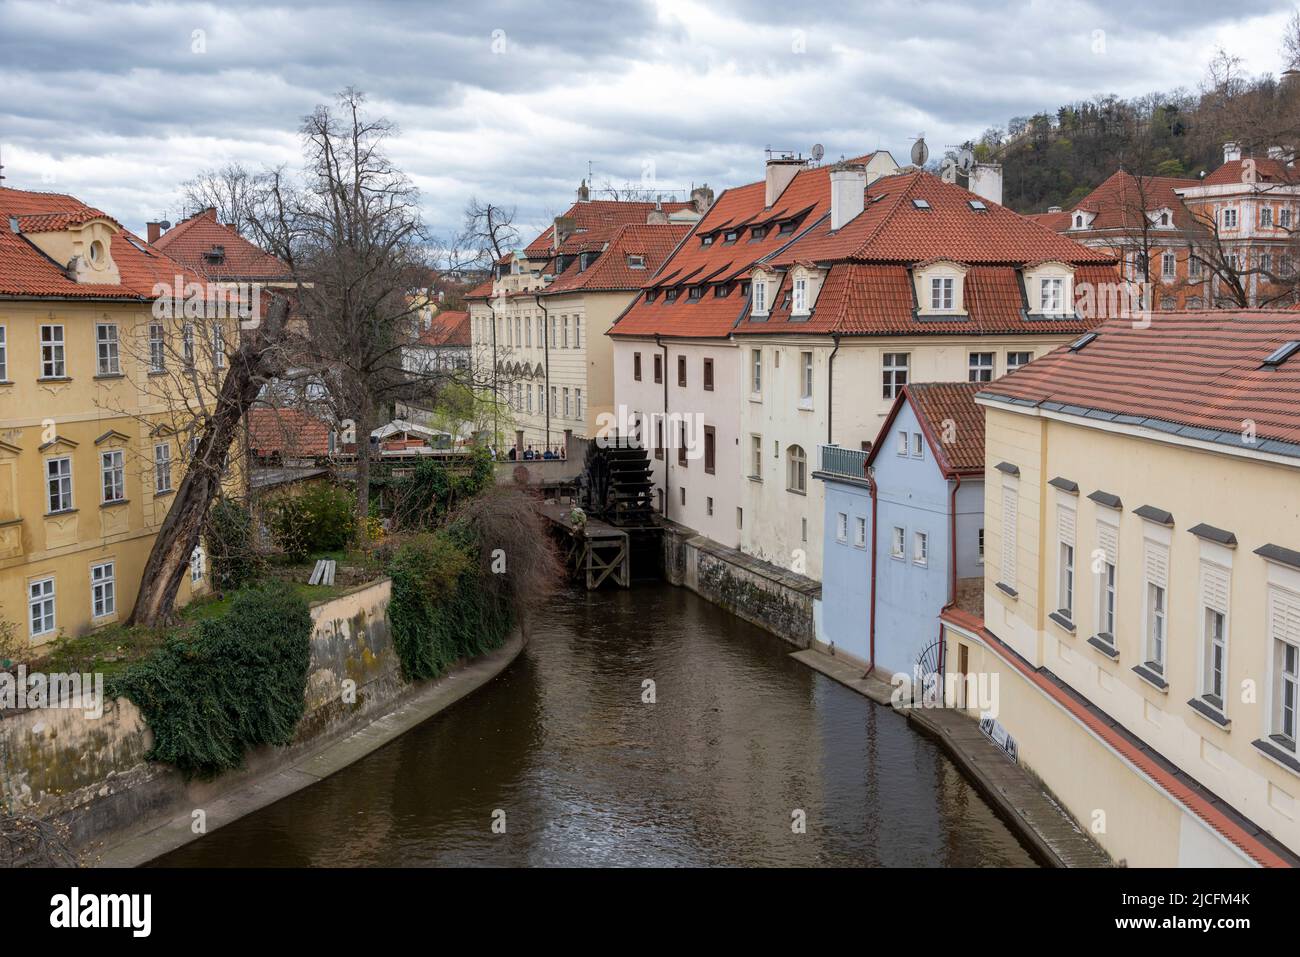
[912,199,932,210]
[1263,340,1300,367]
[968,200,987,211]
[1069,332,1098,352]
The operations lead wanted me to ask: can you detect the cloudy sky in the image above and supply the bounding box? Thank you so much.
[0,0,1293,245]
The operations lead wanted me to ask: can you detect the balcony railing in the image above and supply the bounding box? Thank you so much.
[818,443,868,480]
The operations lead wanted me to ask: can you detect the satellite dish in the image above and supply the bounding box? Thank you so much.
[811,143,825,162]
[910,138,929,167]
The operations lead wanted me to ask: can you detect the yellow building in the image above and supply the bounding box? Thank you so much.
[941,310,1300,867]
[0,187,231,650]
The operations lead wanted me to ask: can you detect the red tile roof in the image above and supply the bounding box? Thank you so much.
[541,223,690,296]
[0,186,205,300]
[248,407,332,459]
[906,382,986,474]
[154,208,291,280]
[1049,170,1199,232]
[462,276,495,301]
[415,309,470,347]
[1201,156,1296,187]
[980,311,1300,451]
[524,199,695,258]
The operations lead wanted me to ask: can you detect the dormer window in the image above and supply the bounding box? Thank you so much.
[1040,277,1064,314]
[700,234,714,246]
[645,289,658,303]
[688,285,704,300]
[714,283,732,298]
[778,220,796,235]
[750,225,768,241]
[665,288,679,303]
[724,230,739,244]
[1073,213,1086,229]
[930,277,954,311]
[627,254,645,269]
[792,278,808,315]
[752,280,768,315]
[89,240,105,264]
[1160,211,1171,226]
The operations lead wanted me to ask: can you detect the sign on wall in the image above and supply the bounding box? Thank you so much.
[980,712,1019,764]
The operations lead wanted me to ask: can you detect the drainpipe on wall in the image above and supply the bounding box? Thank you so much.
[865,465,879,677]
[487,292,500,448]
[827,333,841,444]
[655,333,670,520]
[942,473,963,682]
[533,294,551,451]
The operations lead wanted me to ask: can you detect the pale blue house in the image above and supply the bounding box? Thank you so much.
[816,383,985,677]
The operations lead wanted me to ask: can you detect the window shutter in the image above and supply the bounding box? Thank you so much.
[1200,562,1230,614]
[1144,541,1169,589]
[1001,486,1018,584]
[1271,587,1300,645]
[1058,505,1076,547]
[1097,522,1118,565]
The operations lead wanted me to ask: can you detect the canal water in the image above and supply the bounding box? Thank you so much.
[154,584,1035,867]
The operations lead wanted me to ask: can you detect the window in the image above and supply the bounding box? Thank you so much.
[882,353,908,399]
[101,450,125,504]
[191,546,205,583]
[29,578,56,638]
[914,531,929,566]
[977,527,985,564]
[1271,587,1300,749]
[1189,256,1203,279]
[1161,252,1176,280]
[627,254,645,269]
[688,285,703,301]
[634,352,642,381]
[801,518,808,543]
[968,352,994,383]
[793,277,808,314]
[1144,541,1170,673]
[549,386,557,416]
[154,443,172,494]
[787,445,806,493]
[1058,543,1075,619]
[183,324,195,366]
[704,426,715,474]
[655,419,664,460]
[526,388,533,414]
[1261,206,1274,228]
[0,325,6,380]
[91,561,116,618]
[563,388,571,418]
[750,434,762,479]
[753,281,767,315]
[1006,351,1032,371]
[574,316,581,348]
[1222,207,1238,229]
[891,526,905,559]
[654,354,663,384]
[1039,277,1064,314]
[47,457,72,513]
[703,357,714,391]
[930,276,954,311]
[149,323,166,372]
[1199,562,1230,708]
[800,351,813,403]
[911,432,923,459]
[897,430,909,456]
[836,512,848,543]
[678,355,687,387]
[550,315,558,347]
[40,324,66,378]
[575,388,583,420]
[525,318,532,347]
[737,507,743,529]
[1000,486,1018,587]
[751,349,762,394]
[855,517,866,548]
[1282,207,1294,229]
[1096,521,1118,641]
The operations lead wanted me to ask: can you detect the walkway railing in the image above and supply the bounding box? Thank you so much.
[818,444,868,479]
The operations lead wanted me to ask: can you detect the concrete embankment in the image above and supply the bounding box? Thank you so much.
[0,578,525,866]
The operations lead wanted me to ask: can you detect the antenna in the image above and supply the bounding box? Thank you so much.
[811,143,825,164]
[0,144,6,184]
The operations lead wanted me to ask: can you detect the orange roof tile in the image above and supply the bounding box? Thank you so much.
[154,208,291,281]
[1201,156,1296,187]
[248,407,332,458]
[906,382,986,474]
[415,309,470,347]
[524,199,695,258]
[541,223,690,296]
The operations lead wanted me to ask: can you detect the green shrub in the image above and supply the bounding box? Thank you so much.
[388,530,512,681]
[389,449,494,530]
[266,483,356,562]
[109,583,313,778]
[205,498,260,592]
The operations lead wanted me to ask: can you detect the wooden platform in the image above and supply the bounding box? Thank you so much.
[538,501,634,589]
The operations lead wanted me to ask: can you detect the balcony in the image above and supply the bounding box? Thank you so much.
[817,444,868,481]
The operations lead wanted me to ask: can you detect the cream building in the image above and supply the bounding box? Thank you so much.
[943,310,1300,867]
[466,187,705,452]
[0,187,227,648]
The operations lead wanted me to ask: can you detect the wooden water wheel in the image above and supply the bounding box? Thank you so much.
[579,435,655,526]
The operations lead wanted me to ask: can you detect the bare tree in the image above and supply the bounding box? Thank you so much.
[1284,8,1300,73]
[458,198,520,268]
[180,162,260,231]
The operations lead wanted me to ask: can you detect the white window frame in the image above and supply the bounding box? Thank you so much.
[40,324,66,378]
[1057,504,1076,621]
[792,277,808,315]
[0,325,7,380]
[751,348,762,395]
[182,324,195,366]
[750,434,762,480]
[968,352,994,383]
[154,443,173,494]
[913,531,929,567]
[29,577,56,638]
[911,432,924,459]
[786,445,807,494]
[1222,207,1238,229]
[799,351,813,404]
[47,456,73,513]
[1261,206,1274,228]
[897,430,909,456]
[101,449,126,504]
[891,526,906,560]
[1095,519,1119,643]
[91,560,116,619]
[836,512,848,544]
[148,323,166,372]
[930,276,954,311]
[882,352,908,399]
[1161,252,1176,280]
[96,323,121,375]
[752,280,768,316]
[1006,351,1032,372]
[1039,277,1064,314]
[1199,561,1231,710]
[1271,586,1300,751]
[1143,540,1170,673]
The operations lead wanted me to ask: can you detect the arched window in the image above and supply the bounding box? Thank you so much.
[787,444,807,493]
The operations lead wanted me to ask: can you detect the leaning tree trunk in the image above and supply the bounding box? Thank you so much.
[128,305,287,627]
[352,397,374,546]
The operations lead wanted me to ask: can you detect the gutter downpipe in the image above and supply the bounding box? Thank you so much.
[866,464,878,676]
[827,333,841,444]
[533,294,551,450]
[655,334,670,520]
[942,472,963,684]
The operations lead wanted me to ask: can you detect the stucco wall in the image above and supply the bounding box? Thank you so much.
[819,478,872,662]
[0,579,401,855]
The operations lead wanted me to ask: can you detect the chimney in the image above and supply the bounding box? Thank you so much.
[577,179,590,202]
[146,221,163,243]
[1223,141,1242,163]
[646,199,669,225]
[765,156,806,207]
[552,215,576,250]
[1047,205,1062,213]
[970,163,1003,206]
[691,184,714,214]
[828,162,867,231]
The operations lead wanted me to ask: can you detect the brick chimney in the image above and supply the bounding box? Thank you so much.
[146,222,163,243]
[829,162,867,231]
[765,156,806,207]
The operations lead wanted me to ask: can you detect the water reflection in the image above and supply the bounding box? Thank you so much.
[154,584,1034,867]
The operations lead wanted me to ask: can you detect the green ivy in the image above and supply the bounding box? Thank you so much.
[108,583,313,778]
[388,449,493,530]
[205,498,260,592]
[266,483,356,562]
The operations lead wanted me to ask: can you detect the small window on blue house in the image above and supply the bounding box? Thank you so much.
[836,512,848,543]
[891,527,905,559]
[897,431,908,456]
[911,433,924,459]
[913,531,929,566]
[855,517,867,548]
[977,528,985,563]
